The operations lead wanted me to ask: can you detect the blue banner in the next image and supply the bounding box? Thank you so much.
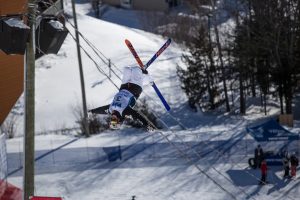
[247,119,299,141]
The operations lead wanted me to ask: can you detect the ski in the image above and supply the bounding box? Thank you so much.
[125,38,172,70]
[151,82,171,111]
[89,104,110,114]
[125,39,171,111]
[125,39,144,68]
[145,38,171,69]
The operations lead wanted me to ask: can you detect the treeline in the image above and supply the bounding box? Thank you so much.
[176,0,300,115]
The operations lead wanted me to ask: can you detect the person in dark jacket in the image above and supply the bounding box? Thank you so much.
[254,144,264,169]
[283,155,290,178]
[290,152,299,177]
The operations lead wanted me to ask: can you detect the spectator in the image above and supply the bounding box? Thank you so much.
[282,154,290,178]
[254,144,264,169]
[260,159,268,185]
[290,152,299,177]
[91,0,102,18]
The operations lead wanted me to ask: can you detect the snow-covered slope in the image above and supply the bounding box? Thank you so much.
[31,2,185,133]
[5,1,300,200]
[7,125,300,200]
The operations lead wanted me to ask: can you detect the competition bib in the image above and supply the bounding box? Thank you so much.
[109,90,135,116]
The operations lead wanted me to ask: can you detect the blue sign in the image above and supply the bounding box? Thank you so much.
[247,119,299,142]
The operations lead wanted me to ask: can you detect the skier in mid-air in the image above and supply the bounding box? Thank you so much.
[90,38,172,130]
[90,65,153,130]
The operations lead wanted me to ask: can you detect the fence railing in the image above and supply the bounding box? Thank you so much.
[0,134,8,181]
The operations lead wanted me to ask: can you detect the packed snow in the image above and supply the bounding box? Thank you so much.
[5,1,300,200]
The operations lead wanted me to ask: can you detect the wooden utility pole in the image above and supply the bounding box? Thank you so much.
[71,0,90,137]
[23,1,36,200]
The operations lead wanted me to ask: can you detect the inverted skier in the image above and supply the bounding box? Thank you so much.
[89,65,153,130]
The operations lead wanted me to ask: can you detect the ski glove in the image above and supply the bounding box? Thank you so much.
[142,69,148,74]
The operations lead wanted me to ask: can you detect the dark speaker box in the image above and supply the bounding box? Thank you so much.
[36,18,68,58]
[0,18,30,55]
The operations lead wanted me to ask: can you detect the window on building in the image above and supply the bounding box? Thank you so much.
[120,0,132,9]
[166,0,180,8]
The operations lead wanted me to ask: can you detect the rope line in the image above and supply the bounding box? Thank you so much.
[66,25,242,199]
[32,1,298,199]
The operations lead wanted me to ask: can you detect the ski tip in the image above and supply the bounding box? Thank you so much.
[125,39,131,44]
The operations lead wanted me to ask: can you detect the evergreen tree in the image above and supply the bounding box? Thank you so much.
[233,0,300,115]
[177,25,219,110]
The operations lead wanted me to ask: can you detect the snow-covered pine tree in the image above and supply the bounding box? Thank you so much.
[177,25,219,111]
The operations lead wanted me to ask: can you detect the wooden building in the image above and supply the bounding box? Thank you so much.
[0,0,28,125]
[103,0,181,12]
[0,0,65,126]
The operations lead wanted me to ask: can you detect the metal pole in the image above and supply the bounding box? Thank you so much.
[71,0,90,137]
[23,1,36,199]
[108,59,111,78]
[61,0,64,9]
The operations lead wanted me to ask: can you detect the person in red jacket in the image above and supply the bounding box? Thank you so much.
[290,152,299,177]
[260,159,268,185]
